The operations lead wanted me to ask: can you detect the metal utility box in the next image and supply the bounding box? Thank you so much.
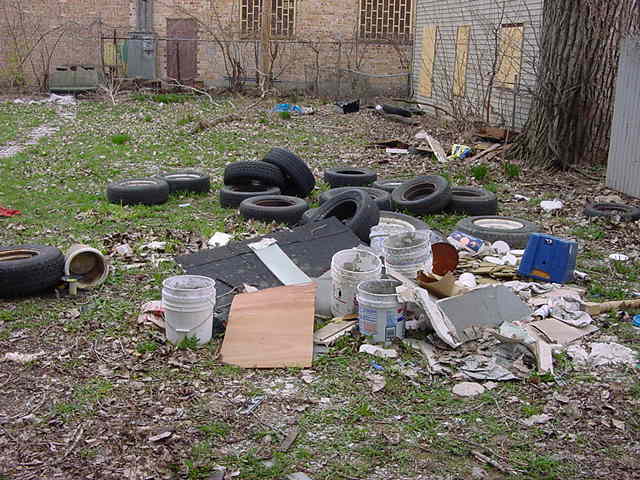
[127,32,157,80]
[49,64,104,92]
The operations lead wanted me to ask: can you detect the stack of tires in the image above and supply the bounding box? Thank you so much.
[220,148,316,226]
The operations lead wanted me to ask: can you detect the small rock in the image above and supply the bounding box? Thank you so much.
[453,382,486,397]
[523,414,552,427]
[114,243,133,257]
[148,430,173,442]
[471,467,489,479]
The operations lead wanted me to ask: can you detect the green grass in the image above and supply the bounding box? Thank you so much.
[470,164,489,181]
[503,161,521,178]
[132,93,196,103]
[0,102,57,144]
[110,133,131,145]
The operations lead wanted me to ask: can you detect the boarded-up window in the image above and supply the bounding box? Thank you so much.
[241,0,295,38]
[453,25,471,97]
[359,0,413,42]
[418,26,437,97]
[495,24,524,88]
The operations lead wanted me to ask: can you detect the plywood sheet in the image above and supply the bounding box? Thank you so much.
[496,25,524,88]
[418,26,437,97]
[453,25,471,97]
[220,283,316,368]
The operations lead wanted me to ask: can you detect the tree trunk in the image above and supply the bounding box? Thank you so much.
[512,0,639,169]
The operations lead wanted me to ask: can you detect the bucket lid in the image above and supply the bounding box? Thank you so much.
[163,275,215,291]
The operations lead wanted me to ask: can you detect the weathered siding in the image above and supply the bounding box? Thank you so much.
[606,37,640,199]
[413,0,543,127]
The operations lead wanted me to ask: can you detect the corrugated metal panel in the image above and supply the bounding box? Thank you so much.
[606,37,640,199]
[412,0,543,128]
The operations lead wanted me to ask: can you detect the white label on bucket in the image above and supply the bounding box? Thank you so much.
[332,281,358,317]
[359,305,405,343]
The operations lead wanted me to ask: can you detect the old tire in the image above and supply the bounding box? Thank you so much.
[324,167,377,187]
[107,178,170,205]
[158,170,210,194]
[319,187,392,211]
[223,161,286,189]
[262,148,316,197]
[219,184,281,208]
[305,190,380,242]
[455,216,540,249]
[239,195,309,225]
[300,207,319,224]
[583,203,640,222]
[373,178,411,194]
[0,245,65,298]
[447,186,498,215]
[391,175,451,215]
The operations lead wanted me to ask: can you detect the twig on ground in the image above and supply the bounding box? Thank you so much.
[471,449,517,474]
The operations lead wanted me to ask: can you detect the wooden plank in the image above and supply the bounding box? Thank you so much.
[496,25,524,88]
[220,283,316,368]
[534,340,554,374]
[466,143,502,163]
[453,25,471,97]
[418,26,437,97]
[426,133,448,163]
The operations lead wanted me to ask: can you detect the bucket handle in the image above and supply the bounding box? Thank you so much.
[167,297,216,334]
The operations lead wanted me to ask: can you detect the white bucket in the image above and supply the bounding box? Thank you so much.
[331,249,382,317]
[162,275,216,346]
[369,223,413,256]
[357,279,405,344]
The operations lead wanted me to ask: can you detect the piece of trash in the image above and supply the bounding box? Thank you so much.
[518,234,577,284]
[286,473,314,480]
[371,360,384,370]
[484,256,505,265]
[301,371,315,384]
[567,342,637,367]
[0,206,21,217]
[522,414,552,427]
[459,355,519,381]
[540,199,563,212]
[138,300,165,330]
[457,272,477,289]
[65,244,109,290]
[448,144,473,161]
[612,419,625,431]
[279,427,300,452]
[313,319,357,346]
[148,430,173,442]
[583,298,640,315]
[240,396,265,415]
[513,194,530,201]
[273,104,313,115]
[448,231,486,255]
[452,382,486,397]
[3,351,46,364]
[385,148,409,154]
[359,344,399,359]
[366,373,386,393]
[633,315,640,327]
[425,133,448,164]
[492,241,510,255]
[208,232,233,247]
[431,242,459,275]
[402,338,447,374]
[609,253,629,262]
[178,203,191,208]
[114,243,133,257]
[142,241,166,251]
[336,100,359,114]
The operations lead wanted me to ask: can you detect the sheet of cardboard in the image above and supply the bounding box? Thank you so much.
[220,283,316,368]
[529,318,598,345]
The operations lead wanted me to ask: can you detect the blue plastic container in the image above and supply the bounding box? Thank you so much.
[517,233,577,283]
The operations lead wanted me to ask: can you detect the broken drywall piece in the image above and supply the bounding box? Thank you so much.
[3,351,46,364]
[437,285,531,333]
[208,232,232,247]
[403,338,448,374]
[459,355,519,381]
[534,340,554,374]
[530,318,598,345]
[567,342,637,367]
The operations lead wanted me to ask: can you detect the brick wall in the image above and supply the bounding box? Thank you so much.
[1,0,413,97]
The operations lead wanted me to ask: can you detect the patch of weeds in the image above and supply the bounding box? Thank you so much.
[438,171,451,182]
[528,372,555,384]
[516,453,567,479]
[110,133,131,145]
[587,283,628,301]
[503,161,521,178]
[136,340,159,354]
[177,336,200,350]
[143,114,153,122]
[177,113,196,126]
[630,381,640,399]
[470,164,489,181]
[198,421,230,439]
[422,213,464,232]
[484,182,497,193]
[279,111,291,120]
[521,403,544,416]
[258,112,269,124]
[222,451,292,479]
[571,224,605,241]
[133,93,194,103]
[612,260,639,281]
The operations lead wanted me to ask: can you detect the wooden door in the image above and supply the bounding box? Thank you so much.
[166,19,198,84]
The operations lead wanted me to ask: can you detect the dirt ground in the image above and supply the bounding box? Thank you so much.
[0,93,639,480]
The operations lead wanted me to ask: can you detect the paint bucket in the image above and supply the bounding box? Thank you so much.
[357,279,405,344]
[64,244,109,289]
[331,249,382,317]
[162,275,216,346]
[369,223,414,256]
[383,231,432,281]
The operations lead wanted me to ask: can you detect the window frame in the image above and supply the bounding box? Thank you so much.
[358,0,414,44]
[240,0,296,40]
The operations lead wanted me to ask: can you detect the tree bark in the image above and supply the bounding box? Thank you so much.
[512,0,640,169]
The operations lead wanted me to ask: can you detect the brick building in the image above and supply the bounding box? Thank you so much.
[0,0,415,97]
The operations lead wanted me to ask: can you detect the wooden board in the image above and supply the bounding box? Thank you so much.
[496,25,524,88]
[220,283,316,368]
[453,25,471,97]
[418,26,437,97]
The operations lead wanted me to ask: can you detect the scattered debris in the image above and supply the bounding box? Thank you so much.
[359,344,399,359]
[313,318,357,346]
[278,427,299,451]
[148,430,173,443]
[240,396,265,415]
[3,351,46,364]
[366,373,386,393]
[0,206,20,217]
[114,243,134,257]
[567,342,637,367]
[522,414,553,427]
[207,232,233,247]
[540,199,564,212]
[459,355,519,381]
[137,301,165,329]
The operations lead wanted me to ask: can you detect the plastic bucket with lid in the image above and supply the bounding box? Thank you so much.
[162,275,216,345]
[331,249,382,317]
[369,223,414,256]
[357,279,405,344]
[64,244,109,289]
